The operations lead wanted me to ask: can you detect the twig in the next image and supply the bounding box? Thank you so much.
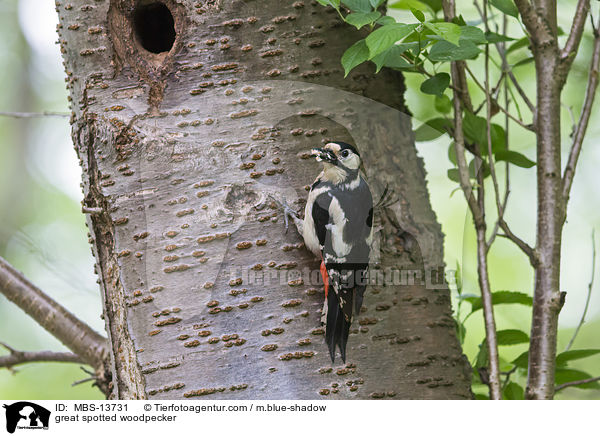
[562,103,577,138]
[497,228,538,265]
[501,365,518,390]
[0,111,70,119]
[482,0,506,253]
[0,256,108,373]
[475,1,538,265]
[487,14,513,248]
[559,0,591,85]
[564,229,596,351]
[445,0,501,400]
[72,377,96,387]
[464,65,534,131]
[473,0,536,113]
[562,15,600,202]
[555,375,600,392]
[0,343,84,369]
[442,0,474,113]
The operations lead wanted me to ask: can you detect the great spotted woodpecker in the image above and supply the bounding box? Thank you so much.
[283,141,373,362]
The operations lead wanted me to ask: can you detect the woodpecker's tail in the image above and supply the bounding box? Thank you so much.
[325,290,352,363]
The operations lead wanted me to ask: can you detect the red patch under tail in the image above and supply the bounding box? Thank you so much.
[320,260,329,298]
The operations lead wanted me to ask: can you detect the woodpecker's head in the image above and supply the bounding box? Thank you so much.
[311,142,361,183]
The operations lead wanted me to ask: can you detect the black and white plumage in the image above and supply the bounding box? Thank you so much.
[285,141,373,362]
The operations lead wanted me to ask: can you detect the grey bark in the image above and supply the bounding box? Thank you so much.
[56,0,471,399]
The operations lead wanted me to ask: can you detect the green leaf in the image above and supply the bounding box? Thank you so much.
[452,15,467,26]
[425,22,461,46]
[503,382,524,400]
[513,57,534,68]
[475,340,489,369]
[420,72,450,96]
[485,31,515,43]
[490,0,518,17]
[341,39,369,77]
[411,7,425,22]
[447,142,457,164]
[404,26,435,45]
[462,111,487,147]
[428,40,481,61]
[512,351,529,368]
[371,45,412,72]
[376,16,396,26]
[465,290,533,313]
[490,123,507,152]
[456,322,466,344]
[389,0,432,12]
[434,94,452,114]
[414,117,453,141]
[494,150,536,168]
[556,349,600,367]
[447,168,460,182]
[316,0,341,8]
[342,0,372,13]
[469,158,490,179]
[474,393,489,400]
[496,329,529,346]
[555,368,600,389]
[369,0,386,8]
[506,36,529,54]
[460,26,487,44]
[345,11,381,29]
[420,0,442,12]
[366,23,418,58]
[461,112,507,154]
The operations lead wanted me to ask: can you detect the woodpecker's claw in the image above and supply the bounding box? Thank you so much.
[268,194,302,236]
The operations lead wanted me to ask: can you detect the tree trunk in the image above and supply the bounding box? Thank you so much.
[526,0,563,400]
[56,0,471,399]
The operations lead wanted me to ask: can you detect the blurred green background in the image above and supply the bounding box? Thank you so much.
[0,0,598,399]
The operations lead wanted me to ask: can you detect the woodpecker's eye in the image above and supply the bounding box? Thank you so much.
[341,150,349,158]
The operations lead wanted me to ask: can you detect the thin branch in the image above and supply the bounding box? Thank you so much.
[442,0,474,112]
[487,191,509,247]
[473,0,536,114]
[482,0,506,252]
[445,0,501,400]
[496,228,538,265]
[0,111,69,119]
[555,376,600,392]
[487,16,513,248]
[564,229,596,351]
[562,103,577,138]
[72,377,96,387]
[505,68,535,115]
[0,256,108,373]
[473,0,501,401]
[501,365,518,390]
[450,70,483,222]
[559,0,591,85]
[0,343,84,369]
[562,15,600,202]
[464,65,534,131]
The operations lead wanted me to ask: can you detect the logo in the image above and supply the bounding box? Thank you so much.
[2,402,50,434]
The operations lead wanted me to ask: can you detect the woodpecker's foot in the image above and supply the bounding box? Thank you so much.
[268,195,302,235]
[374,184,399,209]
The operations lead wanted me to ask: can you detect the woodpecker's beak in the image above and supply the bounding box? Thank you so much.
[311,148,337,164]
